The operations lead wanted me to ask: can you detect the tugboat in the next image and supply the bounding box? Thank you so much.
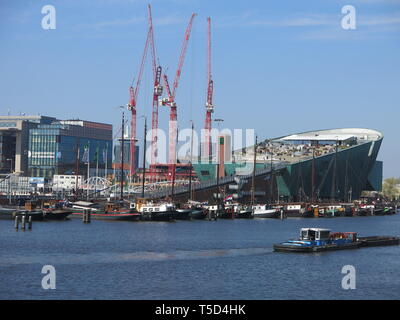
[135,199,176,221]
[356,204,374,216]
[283,203,314,218]
[42,201,72,220]
[252,204,279,218]
[176,201,208,220]
[234,204,253,219]
[274,228,400,253]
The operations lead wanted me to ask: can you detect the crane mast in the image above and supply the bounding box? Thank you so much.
[161,13,196,173]
[148,5,163,180]
[204,17,214,163]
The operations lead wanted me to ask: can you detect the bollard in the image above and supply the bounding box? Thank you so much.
[14,216,19,230]
[21,215,26,230]
[280,209,284,220]
[28,216,32,230]
[83,209,91,223]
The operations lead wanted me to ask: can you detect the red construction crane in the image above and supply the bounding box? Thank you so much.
[148,5,163,179]
[161,13,197,178]
[204,17,214,163]
[127,20,151,176]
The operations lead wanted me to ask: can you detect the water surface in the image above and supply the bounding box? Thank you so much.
[1,214,399,299]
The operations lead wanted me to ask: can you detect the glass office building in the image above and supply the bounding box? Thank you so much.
[28,120,113,178]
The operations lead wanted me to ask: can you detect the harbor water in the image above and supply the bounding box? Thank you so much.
[1,214,400,300]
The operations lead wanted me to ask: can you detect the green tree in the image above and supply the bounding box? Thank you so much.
[382,177,400,200]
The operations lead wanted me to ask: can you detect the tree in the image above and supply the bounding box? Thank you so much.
[382,177,400,201]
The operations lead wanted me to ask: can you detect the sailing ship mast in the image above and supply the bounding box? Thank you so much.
[251,136,257,206]
[141,117,147,198]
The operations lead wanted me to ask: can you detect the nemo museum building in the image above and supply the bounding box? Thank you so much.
[192,128,383,202]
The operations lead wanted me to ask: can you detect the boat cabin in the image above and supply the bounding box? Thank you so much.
[25,200,38,211]
[300,228,331,241]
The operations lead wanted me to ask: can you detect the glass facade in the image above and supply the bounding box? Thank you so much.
[28,123,112,178]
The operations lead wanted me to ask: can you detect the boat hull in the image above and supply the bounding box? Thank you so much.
[175,209,192,220]
[235,210,253,219]
[140,211,176,221]
[43,209,72,220]
[274,242,360,253]
[274,236,399,253]
[190,209,207,220]
[70,212,140,221]
[253,210,279,218]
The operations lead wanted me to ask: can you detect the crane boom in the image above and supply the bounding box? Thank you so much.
[172,13,197,100]
[162,13,196,169]
[128,26,151,176]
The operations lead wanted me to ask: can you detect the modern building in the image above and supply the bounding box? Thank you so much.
[0,115,57,174]
[0,115,114,179]
[113,136,139,181]
[192,128,383,202]
[28,119,113,178]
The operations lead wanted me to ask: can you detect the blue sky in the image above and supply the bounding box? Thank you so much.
[0,0,399,177]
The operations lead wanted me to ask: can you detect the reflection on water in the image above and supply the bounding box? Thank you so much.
[0,247,274,266]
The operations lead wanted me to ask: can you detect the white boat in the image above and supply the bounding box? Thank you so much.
[252,204,279,218]
[137,202,176,221]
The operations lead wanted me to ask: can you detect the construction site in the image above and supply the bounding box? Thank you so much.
[0,5,384,206]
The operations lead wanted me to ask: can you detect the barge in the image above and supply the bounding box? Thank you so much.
[274,228,399,253]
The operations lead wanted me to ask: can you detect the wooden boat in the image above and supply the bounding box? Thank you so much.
[69,201,140,221]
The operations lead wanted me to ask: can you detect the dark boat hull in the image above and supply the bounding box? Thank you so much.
[301,210,315,218]
[235,211,253,219]
[175,209,192,220]
[190,209,207,220]
[140,211,175,221]
[253,210,280,218]
[356,209,370,216]
[43,209,72,220]
[274,242,360,253]
[70,212,141,221]
[218,211,235,219]
[284,210,303,218]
